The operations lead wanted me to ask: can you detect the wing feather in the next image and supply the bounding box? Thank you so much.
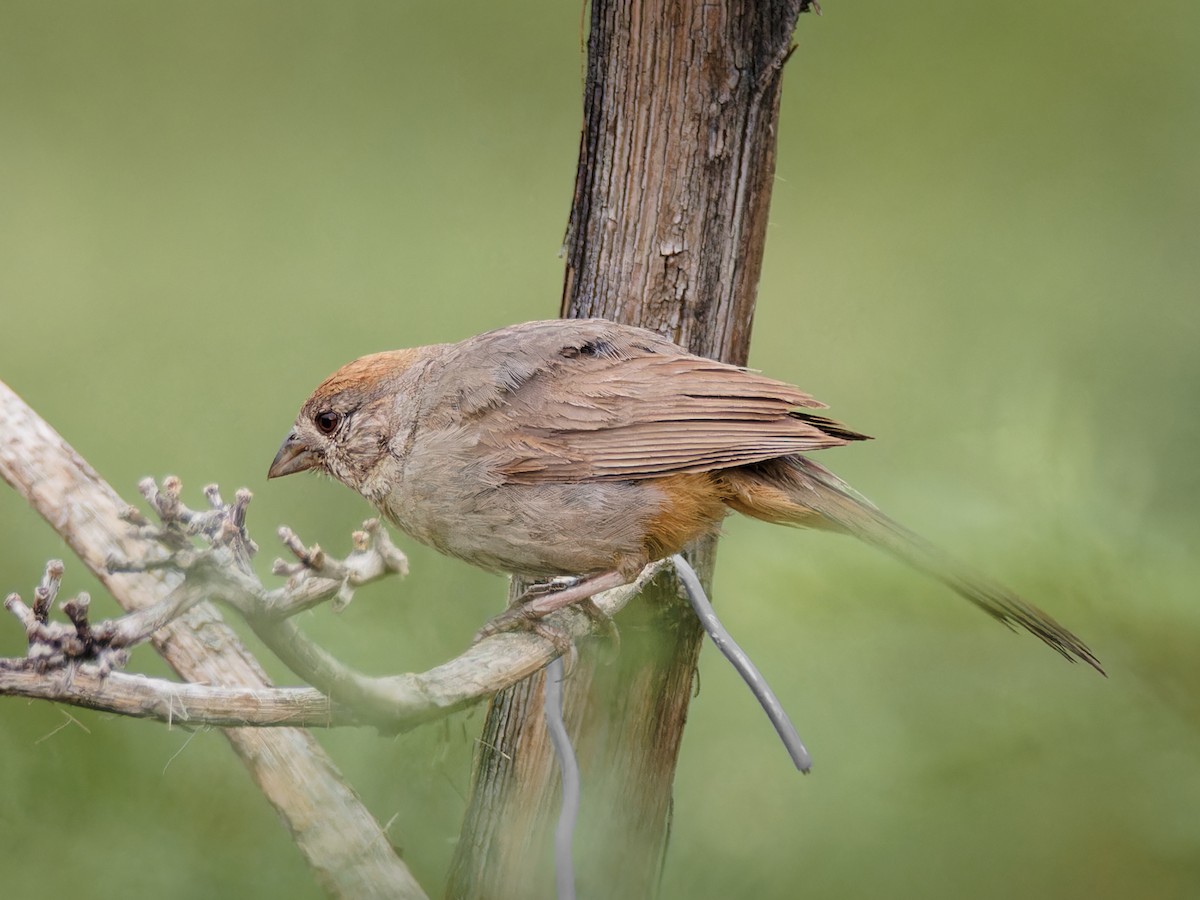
[434,319,870,483]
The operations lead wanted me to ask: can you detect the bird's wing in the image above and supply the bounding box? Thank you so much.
[432,319,869,483]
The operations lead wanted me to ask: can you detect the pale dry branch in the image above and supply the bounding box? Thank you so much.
[0,378,426,900]
[0,665,357,727]
[2,548,661,731]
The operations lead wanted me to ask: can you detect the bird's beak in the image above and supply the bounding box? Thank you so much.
[268,433,319,479]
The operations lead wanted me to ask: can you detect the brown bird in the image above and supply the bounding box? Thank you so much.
[268,318,1102,672]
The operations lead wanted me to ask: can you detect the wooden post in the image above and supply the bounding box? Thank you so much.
[446,2,811,896]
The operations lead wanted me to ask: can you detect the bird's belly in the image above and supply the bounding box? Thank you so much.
[383,474,664,577]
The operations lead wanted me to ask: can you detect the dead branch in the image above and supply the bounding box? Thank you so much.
[0,665,355,727]
[2,546,660,731]
[0,378,425,900]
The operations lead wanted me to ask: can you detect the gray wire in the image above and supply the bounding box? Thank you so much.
[671,554,813,773]
[544,656,579,900]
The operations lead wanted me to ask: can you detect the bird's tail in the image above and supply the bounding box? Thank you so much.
[719,456,1104,674]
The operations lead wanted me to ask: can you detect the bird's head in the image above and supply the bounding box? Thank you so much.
[267,348,426,497]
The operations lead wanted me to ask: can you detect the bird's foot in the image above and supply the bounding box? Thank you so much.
[473,605,575,658]
[514,578,621,647]
[472,569,631,650]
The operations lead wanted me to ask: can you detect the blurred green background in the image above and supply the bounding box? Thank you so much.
[2,1,1197,897]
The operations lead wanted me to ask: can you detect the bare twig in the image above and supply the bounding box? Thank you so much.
[107,478,409,624]
[5,560,131,675]
[263,520,409,617]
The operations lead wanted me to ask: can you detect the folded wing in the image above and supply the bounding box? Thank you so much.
[445,320,870,483]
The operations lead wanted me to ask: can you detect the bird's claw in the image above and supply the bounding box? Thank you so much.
[473,606,576,660]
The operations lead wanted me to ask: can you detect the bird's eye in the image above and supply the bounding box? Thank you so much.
[314,410,342,435]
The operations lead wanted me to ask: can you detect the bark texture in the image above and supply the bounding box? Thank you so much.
[446,2,808,897]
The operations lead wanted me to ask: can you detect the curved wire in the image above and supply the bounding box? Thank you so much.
[544,656,580,899]
[671,554,812,773]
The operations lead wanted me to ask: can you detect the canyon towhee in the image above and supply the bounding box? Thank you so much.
[269,318,1101,672]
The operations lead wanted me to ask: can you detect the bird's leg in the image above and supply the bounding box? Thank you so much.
[520,575,585,598]
[515,569,630,617]
[474,569,631,643]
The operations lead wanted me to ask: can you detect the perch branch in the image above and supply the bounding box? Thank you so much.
[241,565,660,728]
[99,472,663,727]
[2,553,660,731]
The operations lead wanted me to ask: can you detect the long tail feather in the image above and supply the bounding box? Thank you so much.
[723,457,1105,674]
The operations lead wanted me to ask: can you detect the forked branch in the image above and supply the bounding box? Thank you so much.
[3,472,656,730]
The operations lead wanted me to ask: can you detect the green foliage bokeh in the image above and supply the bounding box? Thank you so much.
[2,2,1197,898]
